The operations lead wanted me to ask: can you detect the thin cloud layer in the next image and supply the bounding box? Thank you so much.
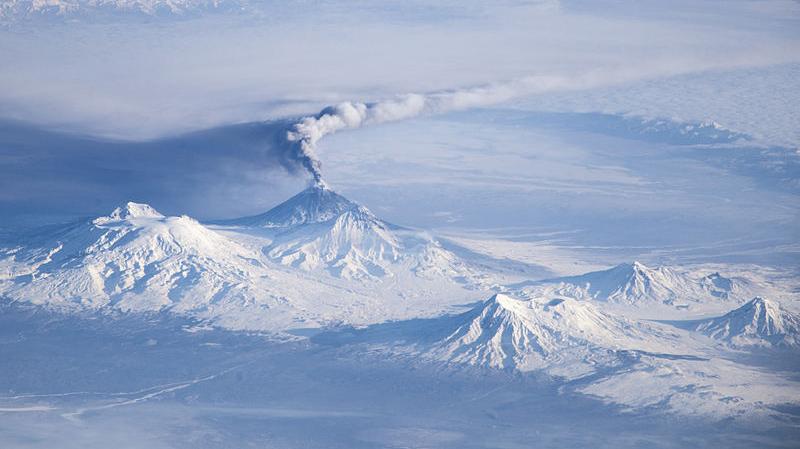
[0,0,797,139]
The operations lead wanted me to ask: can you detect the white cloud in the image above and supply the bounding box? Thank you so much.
[0,1,797,139]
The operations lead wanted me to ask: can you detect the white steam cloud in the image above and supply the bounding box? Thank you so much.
[284,71,617,184]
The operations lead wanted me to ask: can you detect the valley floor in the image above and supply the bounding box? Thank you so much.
[1,304,798,449]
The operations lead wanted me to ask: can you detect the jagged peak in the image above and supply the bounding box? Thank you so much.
[223,184,381,228]
[483,293,519,310]
[95,202,164,223]
[722,297,779,318]
[479,294,591,320]
[267,185,359,226]
[721,297,786,326]
[487,292,514,303]
[610,261,658,275]
[425,292,680,375]
[694,296,800,347]
[525,260,712,306]
[746,296,770,307]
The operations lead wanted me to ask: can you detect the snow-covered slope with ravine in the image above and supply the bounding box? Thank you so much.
[511,261,751,310]
[413,293,692,379]
[321,292,800,419]
[0,200,487,332]
[217,183,473,282]
[2,201,799,422]
[227,183,363,228]
[0,202,308,329]
[694,297,800,348]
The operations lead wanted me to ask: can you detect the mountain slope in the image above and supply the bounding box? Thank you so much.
[512,261,747,309]
[0,201,483,332]
[0,202,302,327]
[318,292,800,419]
[354,293,693,380]
[217,184,471,282]
[693,297,800,348]
[226,183,361,228]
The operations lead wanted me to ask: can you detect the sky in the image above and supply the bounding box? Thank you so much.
[1,0,798,139]
[0,0,798,266]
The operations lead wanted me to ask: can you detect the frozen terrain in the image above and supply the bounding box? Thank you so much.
[2,183,799,438]
[2,302,797,449]
[0,194,496,331]
[2,134,800,447]
[1,1,799,448]
[214,183,475,282]
[507,261,763,318]
[693,297,800,348]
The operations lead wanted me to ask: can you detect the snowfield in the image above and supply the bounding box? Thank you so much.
[0,190,490,332]
[214,183,472,282]
[508,261,764,319]
[693,297,800,348]
[2,185,797,432]
[1,1,799,447]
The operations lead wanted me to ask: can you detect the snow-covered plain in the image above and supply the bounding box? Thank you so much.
[1,1,800,448]
[2,177,799,447]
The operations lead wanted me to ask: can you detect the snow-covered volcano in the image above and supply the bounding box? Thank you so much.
[0,202,299,326]
[226,183,365,228]
[377,293,692,379]
[319,292,800,419]
[693,297,800,348]
[0,199,490,332]
[219,184,470,281]
[512,261,747,309]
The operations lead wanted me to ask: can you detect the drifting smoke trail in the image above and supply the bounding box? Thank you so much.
[283,71,626,184]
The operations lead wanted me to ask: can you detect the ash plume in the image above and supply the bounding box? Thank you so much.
[282,73,607,184]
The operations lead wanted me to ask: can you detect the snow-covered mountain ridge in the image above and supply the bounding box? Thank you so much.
[2,199,799,423]
[0,202,390,332]
[694,297,800,348]
[511,261,753,311]
[216,184,474,282]
[0,198,485,331]
[319,291,800,419]
[0,202,279,312]
[224,183,364,228]
[416,293,692,379]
